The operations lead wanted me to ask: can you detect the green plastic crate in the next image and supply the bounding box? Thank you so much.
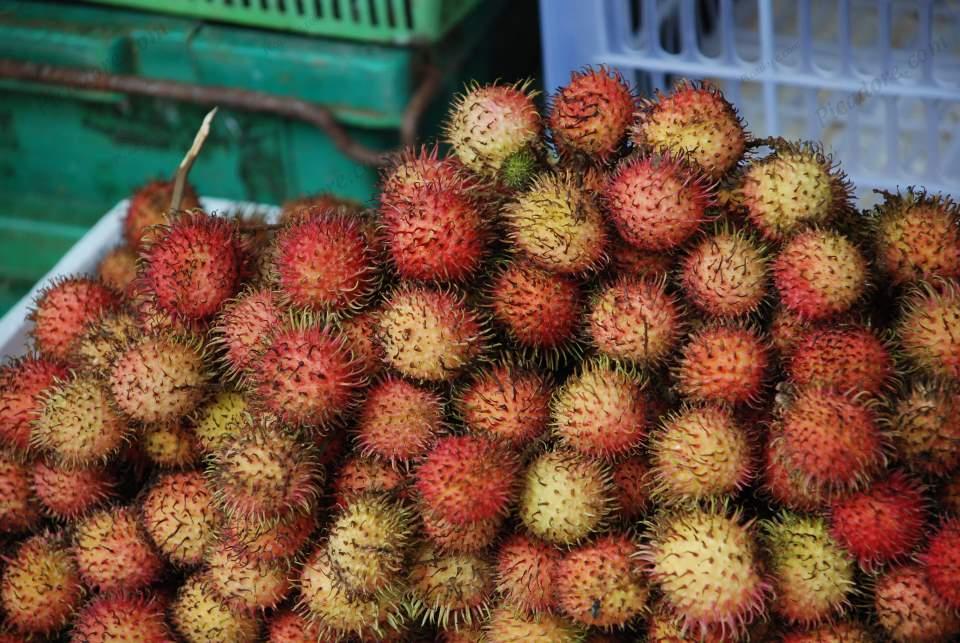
[85,0,481,45]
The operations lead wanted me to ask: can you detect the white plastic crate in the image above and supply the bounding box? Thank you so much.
[0,198,279,359]
[540,0,960,205]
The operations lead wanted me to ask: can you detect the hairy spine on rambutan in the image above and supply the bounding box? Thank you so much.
[897,279,960,382]
[211,288,283,379]
[548,65,635,162]
[891,380,960,476]
[29,276,120,362]
[680,226,769,318]
[73,505,164,592]
[0,354,67,454]
[124,179,200,249]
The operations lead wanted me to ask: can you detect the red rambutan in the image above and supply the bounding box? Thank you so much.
[31,460,115,520]
[141,471,219,567]
[355,375,444,464]
[70,593,174,643]
[212,288,283,377]
[0,451,39,533]
[124,179,200,249]
[0,355,67,453]
[919,518,960,610]
[787,326,894,396]
[30,277,119,361]
[548,66,635,162]
[457,363,552,447]
[494,533,560,613]
[674,324,769,405]
[897,280,960,381]
[680,228,768,317]
[73,506,164,592]
[874,563,960,643]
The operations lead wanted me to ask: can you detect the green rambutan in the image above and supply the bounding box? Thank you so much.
[170,572,260,643]
[548,66,635,162]
[519,449,614,545]
[494,533,560,613]
[70,592,174,643]
[630,81,747,179]
[787,326,894,396]
[588,277,684,367]
[456,363,552,447]
[485,606,584,642]
[0,354,67,453]
[205,539,291,611]
[499,145,540,189]
[0,531,83,636]
[0,451,39,533]
[918,518,960,610]
[97,244,139,294]
[211,288,283,377]
[29,276,119,361]
[674,324,770,405]
[73,506,164,592]
[874,563,960,643]
[610,455,651,520]
[551,359,648,458]
[267,609,323,643]
[191,390,250,454]
[333,455,406,509]
[124,179,200,250]
[891,381,960,476]
[377,284,488,382]
[897,280,960,381]
[31,460,115,520]
[680,228,768,317]
[141,471,219,567]
[406,545,493,629]
[356,375,444,464]
[141,421,199,469]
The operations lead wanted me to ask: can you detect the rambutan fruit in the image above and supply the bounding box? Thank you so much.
[69,310,139,373]
[0,355,66,453]
[380,145,470,209]
[381,181,488,282]
[588,277,685,366]
[519,449,614,545]
[649,405,753,503]
[0,532,83,636]
[787,326,894,396]
[206,421,320,523]
[610,455,651,520]
[356,376,444,464]
[406,545,494,629]
[141,471,219,567]
[681,228,768,317]
[70,592,174,643]
[762,436,828,512]
[219,507,315,563]
[486,607,584,642]
[267,609,323,643]
[555,534,648,628]
[211,288,282,377]
[674,324,769,405]
[774,386,886,496]
[377,285,488,382]
[897,280,960,381]
[919,518,960,610]
[603,155,713,252]
[874,563,960,643]
[30,276,119,361]
[141,211,243,321]
[630,81,747,179]
[142,421,199,469]
[494,533,560,613]
[499,145,541,189]
[338,307,386,378]
[769,305,824,358]
[170,572,260,643]
[124,179,200,249]
[780,622,875,643]
[488,260,583,359]
[326,495,412,595]
[891,381,960,476]
[333,455,406,509]
[422,508,501,553]
[108,332,209,424]
[871,188,960,285]
[828,471,926,572]
[641,505,770,639]
[772,229,868,320]
[737,140,852,241]
[609,238,675,278]
[646,601,736,642]
[297,548,404,640]
[31,460,115,520]
[33,375,130,466]
[445,80,541,178]
[763,512,856,624]
[548,66,635,162]
[272,212,378,313]
[415,435,519,525]
[205,540,290,611]
[97,245,139,294]
[0,451,39,533]
[457,363,552,447]
[280,192,364,224]
[248,318,365,427]
[191,390,250,454]
[73,506,164,592]
[504,169,609,274]
[551,359,648,458]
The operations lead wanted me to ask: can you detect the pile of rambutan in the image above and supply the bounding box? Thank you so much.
[2,69,959,643]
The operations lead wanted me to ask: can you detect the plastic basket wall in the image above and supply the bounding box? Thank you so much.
[540,0,960,204]
[87,0,480,45]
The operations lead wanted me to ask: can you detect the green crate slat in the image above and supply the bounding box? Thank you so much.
[84,0,481,45]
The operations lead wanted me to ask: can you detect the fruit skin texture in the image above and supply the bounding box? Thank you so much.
[610,455,651,520]
[332,456,405,509]
[30,277,119,361]
[773,230,868,320]
[219,507,314,564]
[674,324,769,405]
[555,534,648,627]
[415,435,519,525]
[97,245,139,294]
[356,376,444,464]
[142,212,243,321]
[31,461,115,520]
[871,188,960,284]
[141,421,199,469]
[379,144,470,211]
[141,471,219,567]
[519,449,613,545]
[485,607,584,642]
[267,609,324,643]
[649,405,753,502]
[171,573,260,643]
[191,390,250,454]
[445,80,541,177]
[919,518,960,610]
[494,533,560,613]
[73,506,164,592]
[421,508,500,553]
[787,327,893,396]
[124,179,200,249]
[775,386,885,496]
[549,66,635,161]
[108,333,209,424]
[681,229,768,317]
[630,81,746,179]
[406,545,493,630]
[205,540,290,611]
[897,281,960,381]
[0,532,83,636]
[70,593,174,643]
[764,512,855,625]
[891,382,960,476]
[641,506,770,639]
[589,277,684,366]
[377,285,487,382]
[603,155,712,251]
[505,169,609,274]
[763,432,829,512]
[457,364,552,447]
[551,360,648,458]
[212,288,282,377]
[827,471,926,572]
[780,622,875,643]
[0,355,67,453]
[0,451,39,533]
[874,563,960,643]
